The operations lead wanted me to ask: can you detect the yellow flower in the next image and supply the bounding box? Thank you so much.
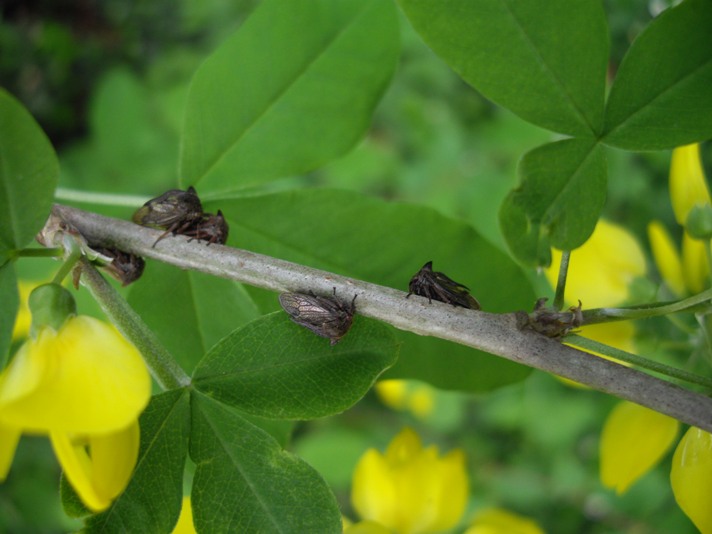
[11,281,40,341]
[651,221,711,296]
[0,315,151,511]
[648,221,686,296]
[670,427,712,534]
[375,380,435,419]
[546,219,646,308]
[351,427,468,534]
[681,231,709,294]
[463,508,545,534]
[545,220,644,382]
[648,144,712,296]
[669,144,711,226]
[599,401,679,494]
[172,496,196,534]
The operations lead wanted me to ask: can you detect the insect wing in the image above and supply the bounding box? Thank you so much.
[279,292,355,344]
[431,271,481,309]
[132,187,203,228]
[280,293,327,320]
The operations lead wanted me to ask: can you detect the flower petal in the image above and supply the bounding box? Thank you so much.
[464,508,545,534]
[429,449,468,532]
[681,231,709,294]
[385,427,422,463]
[671,427,712,534]
[546,220,646,307]
[11,281,38,342]
[393,445,444,533]
[376,381,436,420]
[0,334,47,408]
[648,221,686,296]
[352,428,468,534]
[0,316,150,434]
[670,144,711,226]
[51,423,140,513]
[50,431,111,512]
[172,496,196,534]
[0,423,21,481]
[90,421,140,501]
[375,380,408,411]
[352,449,397,528]
[407,386,434,419]
[600,402,679,494]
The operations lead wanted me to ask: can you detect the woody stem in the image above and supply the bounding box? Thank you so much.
[49,204,712,433]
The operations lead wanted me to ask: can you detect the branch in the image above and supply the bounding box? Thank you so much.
[51,204,712,432]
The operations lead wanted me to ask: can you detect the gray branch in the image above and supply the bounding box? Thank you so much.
[52,204,712,432]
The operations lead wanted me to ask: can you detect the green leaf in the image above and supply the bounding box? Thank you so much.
[0,264,18,369]
[500,138,607,267]
[397,0,608,137]
[217,189,535,392]
[194,312,398,419]
[63,389,191,531]
[190,392,342,533]
[180,0,399,193]
[603,0,712,150]
[0,89,59,250]
[60,68,180,197]
[127,262,261,374]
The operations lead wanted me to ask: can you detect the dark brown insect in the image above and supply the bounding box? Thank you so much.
[93,246,146,286]
[132,186,204,247]
[517,298,583,339]
[406,261,481,309]
[71,245,145,289]
[279,289,357,345]
[184,210,229,245]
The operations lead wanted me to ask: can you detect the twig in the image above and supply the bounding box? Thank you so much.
[51,204,712,432]
[78,257,191,390]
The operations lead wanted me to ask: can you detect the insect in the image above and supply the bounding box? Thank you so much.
[184,210,229,246]
[406,261,481,309]
[279,289,357,345]
[71,244,145,289]
[93,246,146,287]
[517,298,583,339]
[132,186,204,247]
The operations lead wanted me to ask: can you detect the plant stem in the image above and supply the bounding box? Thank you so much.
[582,289,712,324]
[50,204,712,432]
[78,257,190,390]
[55,187,150,207]
[695,312,712,364]
[52,247,81,285]
[553,251,570,311]
[567,335,712,390]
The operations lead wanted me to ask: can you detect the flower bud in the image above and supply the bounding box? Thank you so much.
[685,204,712,240]
[28,283,76,336]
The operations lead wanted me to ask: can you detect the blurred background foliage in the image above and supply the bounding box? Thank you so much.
[1,0,709,532]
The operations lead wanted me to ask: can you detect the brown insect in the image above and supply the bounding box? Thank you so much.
[92,246,146,286]
[132,186,204,247]
[406,261,481,309]
[184,210,229,246]
[517,298,583,339]
[279,289,357,345]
